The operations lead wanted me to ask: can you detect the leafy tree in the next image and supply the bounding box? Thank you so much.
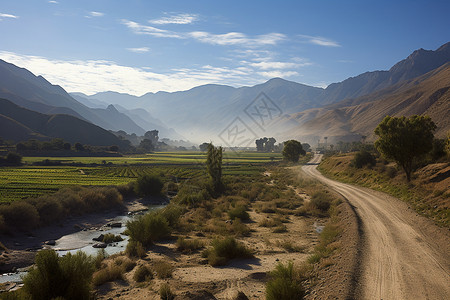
[139,139,154,152]
[144,130,159,147]
[282,140,305,162]
[135,174,163,196]
[6,152,22,165]
[374,115,436,181]
[109,145,119,152]
[74,142,85,151]
[207,143,223,192]
[301,143,311,152]
[199,142,209,152]
[63,142,71,150]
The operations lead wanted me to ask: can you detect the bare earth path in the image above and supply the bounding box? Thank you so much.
[301,154,450,300]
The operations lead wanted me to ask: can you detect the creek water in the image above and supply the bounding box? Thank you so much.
[0,204,165,284]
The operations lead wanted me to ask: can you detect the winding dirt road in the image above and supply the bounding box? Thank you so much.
[302,154,450,300]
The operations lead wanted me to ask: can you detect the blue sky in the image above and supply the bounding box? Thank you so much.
[0,0,449,95]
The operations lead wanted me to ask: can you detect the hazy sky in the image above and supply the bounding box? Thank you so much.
[0,0,449,96]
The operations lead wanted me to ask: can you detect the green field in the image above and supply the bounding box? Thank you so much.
[1,152,282,202]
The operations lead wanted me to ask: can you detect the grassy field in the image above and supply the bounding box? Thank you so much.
[1,151,282,202]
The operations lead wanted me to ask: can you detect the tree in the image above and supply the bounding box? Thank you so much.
[74,143,85,151]
[6,152,22,165]
[144,130,159,145]
[282,140,305,162]
[199,142,209,152]
[139,139,154,152]
[301,143,311,152]
[374,115,436,181]
[206,143,223,192]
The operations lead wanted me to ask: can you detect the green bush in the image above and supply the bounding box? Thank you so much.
[154,261,174,279]
[102,233,123,244]
[351,150,376,168]
[159,282,175,300]
[134,174,164,196]
[0,201,40,232]
[92,265,123,286]
[227,205,249,221]
[133,265,153,282]
[176,237,204,252]
[310,191,332,213]
[22,250,94,300]
[265,261,304,300]
[158,204,183,228]
[126,240,146,258]
[126,213,171,246]
[205,237,253,266]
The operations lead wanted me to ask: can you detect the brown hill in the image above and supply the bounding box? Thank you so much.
[282,63,450,143]
[0,98,131,148]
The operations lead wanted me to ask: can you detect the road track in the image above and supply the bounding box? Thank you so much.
[302,154,450,299]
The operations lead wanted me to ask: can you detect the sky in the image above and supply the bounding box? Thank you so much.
[0,0,449,96]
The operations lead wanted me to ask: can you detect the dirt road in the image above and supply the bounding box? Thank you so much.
[302,154,450,299]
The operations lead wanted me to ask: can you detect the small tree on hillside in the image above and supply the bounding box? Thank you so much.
[282,140,305,162]
[206,143,223,192]
[374,115,436,181]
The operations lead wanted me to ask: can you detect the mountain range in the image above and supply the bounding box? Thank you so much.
[0,42,449,147]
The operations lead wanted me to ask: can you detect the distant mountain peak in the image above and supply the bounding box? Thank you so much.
[107,104,118,112]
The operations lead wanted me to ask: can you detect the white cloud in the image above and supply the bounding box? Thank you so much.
[86,11,104,18]
[0,13,19,20]
[126,47,150,53]
[249,61,311,70]
[121,20,183,38]
[189,31,285,46]
[0,51,268,96]
[122,20,285,47]
[299,35,341,47]
[48,1,58,4]
[258,71,298,78]
[149,13,198,25]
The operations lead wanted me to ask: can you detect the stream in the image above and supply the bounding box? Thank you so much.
[0,204,165,284]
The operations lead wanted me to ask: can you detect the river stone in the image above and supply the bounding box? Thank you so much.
[109,222,122,228]
[93,242,107,249]
[93,234,105,242]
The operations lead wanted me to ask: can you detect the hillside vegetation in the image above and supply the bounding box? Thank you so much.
[318,153,449,226]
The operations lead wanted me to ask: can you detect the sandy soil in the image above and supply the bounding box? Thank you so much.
[95,189,323,299]
[303,154,450,300]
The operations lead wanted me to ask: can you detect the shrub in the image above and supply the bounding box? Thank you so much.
[94,249,108,269]
[114,257,136,272]
[0,201,40,232]
[265,261,305,300]
[272,225,288,233]
[176,237,204,252]
[159,282,175,300]
[352,150,376,168]
[228,205,249,221]
[154,261,174,279]
[133,265,153,282]
[22,250,95,300]
[135,174,164,196]
[127,213,171,246]
[34,197,63,225]
[310,191,332,213]
[126,240,146,258]
[205,237,253,266]
[102,233,123,244]
[92,265,123,286]
[158,204,183,228]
